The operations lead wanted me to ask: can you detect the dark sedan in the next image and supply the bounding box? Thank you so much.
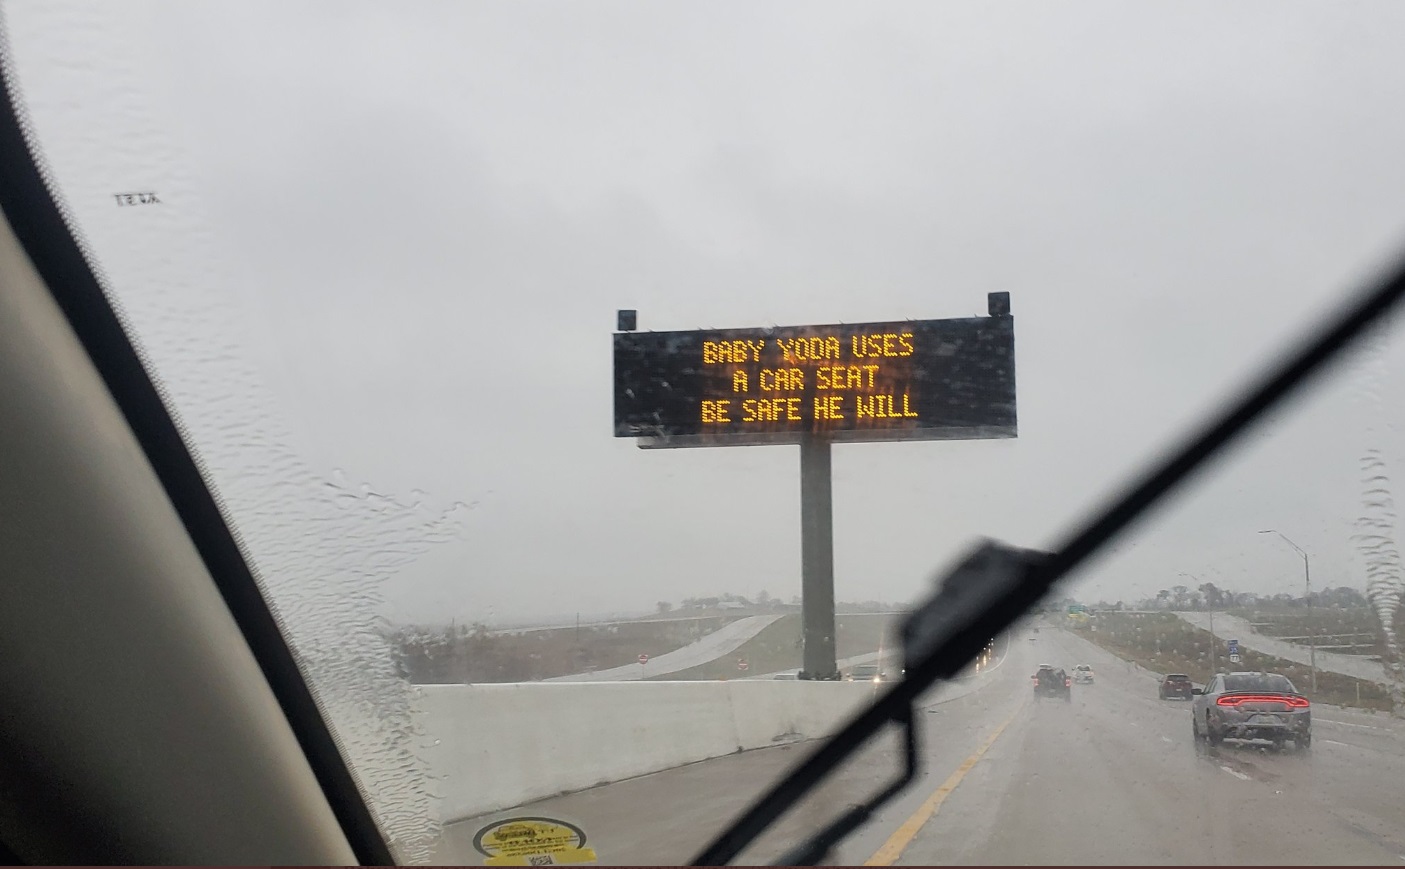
[1191,671,1311,750]
[1159,673,1194,700]
[1032,665,1071,702]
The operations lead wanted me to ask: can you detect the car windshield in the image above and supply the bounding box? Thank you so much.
[7,2,1405,865]
[1224,674,1298,694]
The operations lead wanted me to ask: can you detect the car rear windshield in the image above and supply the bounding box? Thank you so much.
[1167,675,1190,682]
[1224,674,1296,693]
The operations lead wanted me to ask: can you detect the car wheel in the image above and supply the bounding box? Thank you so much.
[1206,715,1222,746]
[1192,715,1203,741]
[1298,732,1312,751]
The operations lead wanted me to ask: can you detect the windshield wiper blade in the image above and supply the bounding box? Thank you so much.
[692,245,1405,866]
[767,540,1048,867]
[694,540,1049,866]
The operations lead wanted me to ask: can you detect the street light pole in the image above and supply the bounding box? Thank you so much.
[1259,529,1317,694]
[1210,609,1216,670]
[1180,571,1215,673]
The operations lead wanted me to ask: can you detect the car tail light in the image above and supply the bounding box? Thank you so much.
[1215,693,1310,709]
[1065,678,1071,687]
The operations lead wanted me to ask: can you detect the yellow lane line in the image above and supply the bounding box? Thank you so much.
[863,707,1020,866]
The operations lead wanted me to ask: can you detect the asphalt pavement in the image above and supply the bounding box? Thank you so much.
[437,622,1405,865]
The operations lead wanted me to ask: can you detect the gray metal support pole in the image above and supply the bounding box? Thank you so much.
[1260,530,1318,694]
[1209,609,1216,673]
[1304,550,1317,694]
[799,437,838,680]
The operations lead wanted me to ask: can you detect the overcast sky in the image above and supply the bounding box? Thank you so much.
[9,1,1405,626]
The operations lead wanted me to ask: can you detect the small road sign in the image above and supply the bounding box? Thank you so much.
[1229,653,1242,664]
[638,654,648,665]
[737,658,749,671]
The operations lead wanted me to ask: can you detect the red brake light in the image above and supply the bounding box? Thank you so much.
[1215,693,1310,709]
[1065,678,1071,687]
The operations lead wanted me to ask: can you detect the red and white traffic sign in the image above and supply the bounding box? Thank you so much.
[737,658,749,671]
[638,654,649,665]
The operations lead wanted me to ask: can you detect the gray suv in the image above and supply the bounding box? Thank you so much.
[1191,672,1311,750]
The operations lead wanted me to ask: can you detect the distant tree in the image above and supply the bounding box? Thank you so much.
[756,589,772,605]
[1156,589,1171,609]
[1322,586,1368,608]
[657,600,673,614]
[1198,582,1224,608]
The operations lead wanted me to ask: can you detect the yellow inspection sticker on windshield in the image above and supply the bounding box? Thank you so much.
[473,816,598,866]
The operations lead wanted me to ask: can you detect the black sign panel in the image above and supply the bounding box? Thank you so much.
[613,315,1016,446]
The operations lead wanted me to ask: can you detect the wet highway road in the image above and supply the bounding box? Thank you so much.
[437,623,1405,865]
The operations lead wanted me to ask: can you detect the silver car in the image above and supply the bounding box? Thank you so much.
[1191,671,1311,750]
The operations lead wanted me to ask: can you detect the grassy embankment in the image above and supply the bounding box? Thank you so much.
[651,612,902,680]
[1069,612,1393,712]
[398,615,746,683]
[1227,606,1402,659]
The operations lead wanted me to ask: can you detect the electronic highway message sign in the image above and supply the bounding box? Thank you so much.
[613,312,1016,446]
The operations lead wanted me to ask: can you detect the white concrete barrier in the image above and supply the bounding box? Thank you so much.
[416,680,878,822]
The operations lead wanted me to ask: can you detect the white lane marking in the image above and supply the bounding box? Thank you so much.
[1318,719,1379,731]
[1161,736,1173,743]
[1321,739,1352,747]
[1219,766,1251,781]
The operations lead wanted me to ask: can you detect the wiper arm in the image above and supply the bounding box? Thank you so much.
[695,540,1049,866]
[692,247,1405,866]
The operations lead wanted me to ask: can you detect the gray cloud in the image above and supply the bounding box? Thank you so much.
[10,0,1405,623]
